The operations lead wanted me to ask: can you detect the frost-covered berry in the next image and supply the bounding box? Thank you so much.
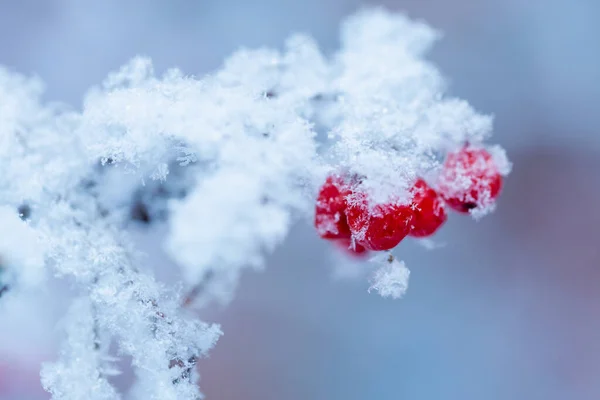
[333,237,368,258]
[314,174,351,239]
[408,179,447,237]
[438,145,503,213]
[346,190,413,251]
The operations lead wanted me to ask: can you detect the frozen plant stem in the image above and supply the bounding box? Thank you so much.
[182,270,215,308]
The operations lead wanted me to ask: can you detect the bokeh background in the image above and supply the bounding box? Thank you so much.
[1,0,600,399]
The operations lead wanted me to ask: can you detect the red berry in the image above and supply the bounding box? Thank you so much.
[315,174,351,239]
[333,237,368,258]
[438,145,503,213]
[408,179,447,237]
[346,190,413,251]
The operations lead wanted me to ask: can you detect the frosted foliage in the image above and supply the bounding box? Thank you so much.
[0,8,507,399]
[41,298,120,400]
[80,50,320,299]
[0,67,223,398]
[368,254,411,299]
[0,69,83,206]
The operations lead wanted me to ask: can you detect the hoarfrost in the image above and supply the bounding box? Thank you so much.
[0,8,507,399]
[368,254,411,299]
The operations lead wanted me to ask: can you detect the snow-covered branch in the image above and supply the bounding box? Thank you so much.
[0,8,509,399]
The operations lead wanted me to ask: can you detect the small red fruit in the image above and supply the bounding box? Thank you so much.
[333,237,368,258]
[438,145,503,213]
[315,174,351,239]
[346,190,413,251]
[408,179,447,237]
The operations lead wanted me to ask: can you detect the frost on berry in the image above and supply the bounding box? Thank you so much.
[438,145,507,217]
[346,189,413,251]
[317,9,499,245]
[315,174,352,239]
[408,179,447,238]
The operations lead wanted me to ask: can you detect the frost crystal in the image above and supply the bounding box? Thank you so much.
[0,8,507,399]
[368,254,411,299]
[41,298,120,400]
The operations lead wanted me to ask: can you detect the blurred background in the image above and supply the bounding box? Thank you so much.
[1,0,600,399]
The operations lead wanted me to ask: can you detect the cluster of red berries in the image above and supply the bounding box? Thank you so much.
[315,145,503,257]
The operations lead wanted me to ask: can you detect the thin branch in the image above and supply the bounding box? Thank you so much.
[182,270,215,308]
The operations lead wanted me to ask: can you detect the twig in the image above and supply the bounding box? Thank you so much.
[182,270,214,308]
